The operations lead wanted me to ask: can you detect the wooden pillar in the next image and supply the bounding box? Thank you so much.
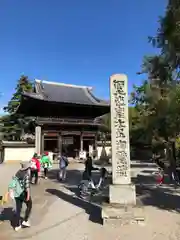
[35,126,41,155]
[41,133,44,154]
[94,133,98,159]
[80,132,83,151]
[95,133,98,151]
[58,133,62,154]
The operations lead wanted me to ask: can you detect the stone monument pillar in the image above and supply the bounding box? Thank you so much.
[35,126,41,155]
[109,73,136,205]
[101,74,143,225]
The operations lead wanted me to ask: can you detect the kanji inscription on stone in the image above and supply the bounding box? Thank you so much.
[110,74,131,184]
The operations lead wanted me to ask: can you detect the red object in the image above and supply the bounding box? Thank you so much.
[31,157,41,172]
[44,152,49,156]
[157,174,164,184]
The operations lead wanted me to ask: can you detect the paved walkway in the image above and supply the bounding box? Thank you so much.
[0,161,180,239]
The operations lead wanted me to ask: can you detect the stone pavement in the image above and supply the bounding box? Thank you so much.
[1,161,180,239]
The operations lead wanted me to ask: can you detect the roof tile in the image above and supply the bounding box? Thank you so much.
[33,80,109,106]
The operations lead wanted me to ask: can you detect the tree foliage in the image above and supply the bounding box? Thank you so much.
[151,0,180,71]
[1,75,33,140]
[131,55,180,146]
[101,113,111,131]
[3,75,33,114]
[131,0,180,163]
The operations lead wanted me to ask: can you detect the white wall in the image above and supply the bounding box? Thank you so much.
[4,147,35,162]
[2,146,111,162]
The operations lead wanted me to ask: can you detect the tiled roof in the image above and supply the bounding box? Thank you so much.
[23,79,109,106]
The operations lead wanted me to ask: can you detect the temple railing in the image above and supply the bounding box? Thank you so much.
[36,117,104,126]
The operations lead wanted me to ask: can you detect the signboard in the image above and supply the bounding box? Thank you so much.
[62,137,73,145]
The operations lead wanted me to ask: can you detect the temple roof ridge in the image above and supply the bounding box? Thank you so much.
[17,78,110,117]
[35,79,93,90]
[18,78,110,110]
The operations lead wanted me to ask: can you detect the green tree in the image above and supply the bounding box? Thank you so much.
[3,75,33,113]
[130,1,180,165]
[130,53,180,167]
[148,1,180,161]
[133,55,174,134]
[101,113,111,131]
[101,107,139,134]
[150,0,180,72]
[2,75,33,140]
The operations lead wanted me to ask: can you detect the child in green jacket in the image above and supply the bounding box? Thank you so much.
[40,152,52,179]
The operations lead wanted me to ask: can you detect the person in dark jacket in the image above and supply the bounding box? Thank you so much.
[83,153,98,188]
[84,153,98,178]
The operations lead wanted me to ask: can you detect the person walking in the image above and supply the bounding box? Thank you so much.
[8,162,32,231]
[96,167,107,189]
[30,153,40,184]
[58,153,69,181]
[40,152,51,179]
[83,153,98,189]
[156,168,165,186]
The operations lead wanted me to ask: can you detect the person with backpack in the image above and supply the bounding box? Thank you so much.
[83,153,99,189]
[30,153,41,184]
[40,152,52,179]
[58,152,69,181]
[8,162,32,232]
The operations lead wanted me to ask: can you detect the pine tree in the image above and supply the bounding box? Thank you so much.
[1,75,33,140]
[3,75,33,114]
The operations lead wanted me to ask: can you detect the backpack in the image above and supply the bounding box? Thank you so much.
[8,176,24,199]
[63,157,69,167]
[31,159,37,170]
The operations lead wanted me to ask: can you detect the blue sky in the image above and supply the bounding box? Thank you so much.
[0,0,167,114]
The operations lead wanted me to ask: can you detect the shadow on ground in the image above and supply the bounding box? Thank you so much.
[131,163,157,168]
[48,167,111,188]
[0,207,15,228]
[47,164,180,218]
[133,174,180,212]
[46,188,103,224]
[47,168,111,224]
[48,168,82,186]
[141,170,157,174]
[95,158,157,169]
[48,168,110,201]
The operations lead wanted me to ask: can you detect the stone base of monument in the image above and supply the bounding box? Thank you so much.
[109,184,136,205]
[101,184,145,226]
[101,204,145,226]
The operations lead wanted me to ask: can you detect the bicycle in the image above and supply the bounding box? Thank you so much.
[78,167,108,201]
